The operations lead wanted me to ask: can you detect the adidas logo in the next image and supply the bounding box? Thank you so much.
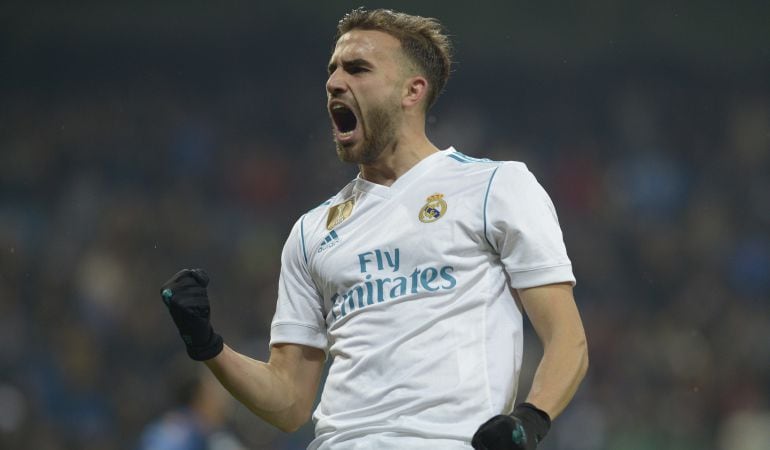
[317,230,341,253]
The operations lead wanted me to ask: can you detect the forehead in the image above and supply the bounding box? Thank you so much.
[330,29,402,65]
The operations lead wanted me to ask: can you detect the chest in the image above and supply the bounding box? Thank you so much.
[307,181,490,298]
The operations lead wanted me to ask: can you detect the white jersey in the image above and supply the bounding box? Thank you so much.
[270,148,575,449]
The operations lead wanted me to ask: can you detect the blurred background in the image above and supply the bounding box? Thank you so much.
[1,1,769,449]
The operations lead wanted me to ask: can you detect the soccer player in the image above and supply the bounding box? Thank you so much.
[160,8,588,450]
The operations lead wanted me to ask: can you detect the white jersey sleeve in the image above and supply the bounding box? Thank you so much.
[269,216,328,351]
[485,162,576,289]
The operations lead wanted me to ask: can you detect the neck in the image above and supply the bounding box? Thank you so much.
[359,132,438,186]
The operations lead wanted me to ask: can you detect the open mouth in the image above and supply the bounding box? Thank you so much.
[330,104,359,138]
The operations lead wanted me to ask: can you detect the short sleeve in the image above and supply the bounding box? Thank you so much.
[484,162,576,289]
[269,216,328,352]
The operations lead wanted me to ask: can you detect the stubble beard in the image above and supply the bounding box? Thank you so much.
[336,99,399,165]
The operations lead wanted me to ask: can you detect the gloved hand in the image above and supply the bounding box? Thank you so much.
[160,268,223,361]
[471,403,551,450]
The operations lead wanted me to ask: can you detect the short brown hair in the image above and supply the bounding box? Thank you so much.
[336,8,453,110]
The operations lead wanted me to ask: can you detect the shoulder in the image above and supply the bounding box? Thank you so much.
[440,147,532,183]
[442,147,526,169]
[285,180,356,249]
[442,148,499,168]
[297,181,354,227]
[300,179,356,221]
[438,149,549,213]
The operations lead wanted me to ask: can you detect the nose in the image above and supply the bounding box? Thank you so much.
[326,68,347,96]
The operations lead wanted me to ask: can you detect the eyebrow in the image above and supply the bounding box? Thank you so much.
[327,58,374,74]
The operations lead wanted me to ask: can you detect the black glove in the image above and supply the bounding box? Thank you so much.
[160,268,223,361]
[471,403,551,450]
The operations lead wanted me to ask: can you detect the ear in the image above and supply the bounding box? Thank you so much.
[402,75,429,109]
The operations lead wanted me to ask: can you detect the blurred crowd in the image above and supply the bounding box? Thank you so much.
[1,4,769,450]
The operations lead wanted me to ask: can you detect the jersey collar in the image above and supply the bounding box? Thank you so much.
[353,147,455,198]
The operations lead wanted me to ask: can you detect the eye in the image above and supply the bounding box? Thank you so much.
[348,66,368,74]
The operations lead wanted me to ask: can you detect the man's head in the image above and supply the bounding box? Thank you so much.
[336,8,452,110]
[326,8,453,164]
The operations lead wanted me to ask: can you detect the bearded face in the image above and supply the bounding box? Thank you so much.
[332,90,400,164]
[326,30,408,165]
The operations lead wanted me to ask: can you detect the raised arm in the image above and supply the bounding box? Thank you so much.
[159,268,325,432]
[205,343,325,432]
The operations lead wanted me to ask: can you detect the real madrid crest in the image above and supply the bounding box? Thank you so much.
[418,193,447,223]
[326,198,355,230]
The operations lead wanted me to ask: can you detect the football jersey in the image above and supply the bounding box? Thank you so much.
[270,148,575,449]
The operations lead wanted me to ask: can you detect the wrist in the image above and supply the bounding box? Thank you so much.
[186,327,224,361]
[511,403,551,445]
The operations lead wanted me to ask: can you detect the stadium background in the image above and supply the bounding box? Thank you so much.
[1,1,769,449]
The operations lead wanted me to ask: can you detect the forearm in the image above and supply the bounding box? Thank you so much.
[525,332,588,419]
[204,344,307,432]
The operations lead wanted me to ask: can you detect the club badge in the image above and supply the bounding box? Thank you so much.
[418,193,447,223]
[327,198,355,230]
